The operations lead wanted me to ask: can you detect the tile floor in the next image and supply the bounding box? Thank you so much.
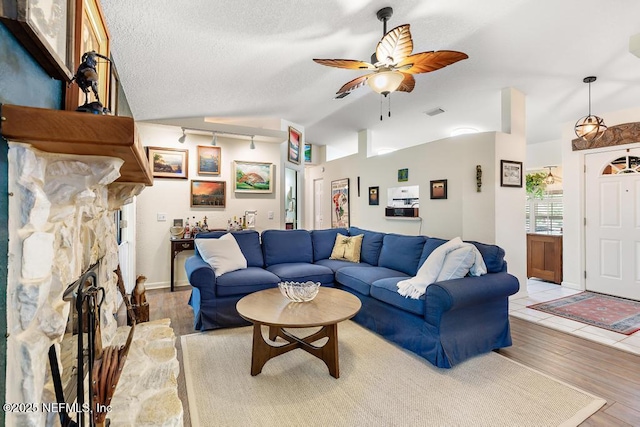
[509,279,640,356]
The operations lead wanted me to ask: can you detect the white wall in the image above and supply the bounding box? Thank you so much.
[562,106,640,289]
[526,139,562,170]
[136,123,284,288]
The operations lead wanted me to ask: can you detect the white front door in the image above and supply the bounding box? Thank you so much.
[585,148,640,300]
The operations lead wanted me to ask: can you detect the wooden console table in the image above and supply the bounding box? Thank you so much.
[170,238,194,292]
[527,233,563,284]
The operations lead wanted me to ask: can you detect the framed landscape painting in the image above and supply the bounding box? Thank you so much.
[331,178,350,228]
[288,126,301,164]
[191,180,226,207]
[197,146,221,175]
[147,147,188,179]
[234,161,274,193]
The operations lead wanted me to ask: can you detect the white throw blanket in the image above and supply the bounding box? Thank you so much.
[397,237,487,299]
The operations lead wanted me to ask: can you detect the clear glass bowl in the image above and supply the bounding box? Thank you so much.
[278,281,321,302]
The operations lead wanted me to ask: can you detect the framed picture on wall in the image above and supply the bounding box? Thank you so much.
[331,178,350,228]
[191,180,226,207]
[0,0,75,81]
[147,147,188,179]
[288,126,301,164]
[304,143,312,163]
[430,180,448,199]
[398,168,409,182]
[368,186,379,205]
[233,160,274,193]
[197,146,221,175]
[500,160,523,187]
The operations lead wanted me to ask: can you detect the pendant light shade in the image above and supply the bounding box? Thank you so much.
[544,166,555,185]
[574,76,607,142]
[367,70,404,95]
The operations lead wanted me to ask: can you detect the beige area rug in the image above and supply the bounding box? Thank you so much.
[182,321,605,427]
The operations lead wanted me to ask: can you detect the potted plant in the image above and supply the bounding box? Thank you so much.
[525,172,547,199]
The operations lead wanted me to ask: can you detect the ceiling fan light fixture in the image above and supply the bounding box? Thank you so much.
[574,76,607,142]
[367,70,404,95]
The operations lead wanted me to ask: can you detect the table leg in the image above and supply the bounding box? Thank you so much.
[170,250,176,292]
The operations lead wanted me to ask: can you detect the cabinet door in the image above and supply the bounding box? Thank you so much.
[527,234,562,284]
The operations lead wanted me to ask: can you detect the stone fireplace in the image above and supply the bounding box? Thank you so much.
[2,104,181,426]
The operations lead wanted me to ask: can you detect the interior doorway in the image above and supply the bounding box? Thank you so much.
[314,178,324,230]
[585,148,640,300]
[284,167,297,229]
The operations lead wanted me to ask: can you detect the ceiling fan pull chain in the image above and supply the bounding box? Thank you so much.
[380,95,383,121]
[388,94,392,118]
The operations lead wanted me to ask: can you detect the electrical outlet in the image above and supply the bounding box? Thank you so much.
[268,211,274,220]
[157,213,167,222]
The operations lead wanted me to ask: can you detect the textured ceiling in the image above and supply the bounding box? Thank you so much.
[100,0,640,155]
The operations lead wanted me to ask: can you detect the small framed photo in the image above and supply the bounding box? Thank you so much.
[191,180,226,207]
[430,180,448,199]
[500,160,523,188]
[304,143,312,163]
[368,186,379,205]
[173,218,183,227]
[197,146,221,175]
[245,210,257,229]
[147,147,188,179]
[234,161,274,193]
[398,168,409,182]
[288,126,302,164]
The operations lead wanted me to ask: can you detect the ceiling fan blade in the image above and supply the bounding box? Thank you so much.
[396,73,415,93]
[313,59,375,70]
[375,24,413,66]
[337,74,373,94]
[397,50,468,74]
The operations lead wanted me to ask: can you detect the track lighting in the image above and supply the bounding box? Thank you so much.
[249,136,255,150]
[178,128,186,143]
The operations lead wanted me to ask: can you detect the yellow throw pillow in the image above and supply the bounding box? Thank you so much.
[330,233,363,263]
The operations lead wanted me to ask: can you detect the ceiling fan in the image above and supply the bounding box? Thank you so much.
[313,7,468,102]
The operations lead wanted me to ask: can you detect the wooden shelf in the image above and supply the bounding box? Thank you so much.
[0,104,153,185]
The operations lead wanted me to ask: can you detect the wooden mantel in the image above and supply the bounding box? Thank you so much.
[0,104,153,185]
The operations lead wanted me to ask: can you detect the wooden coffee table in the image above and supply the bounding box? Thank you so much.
[236,287,361,378]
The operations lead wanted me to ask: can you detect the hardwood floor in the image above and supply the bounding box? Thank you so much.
[142,288,640,427]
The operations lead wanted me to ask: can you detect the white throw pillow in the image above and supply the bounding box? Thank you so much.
[436,245,476,282]
[196,233,247,277]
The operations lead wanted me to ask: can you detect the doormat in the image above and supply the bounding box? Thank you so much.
[528,292,640,335]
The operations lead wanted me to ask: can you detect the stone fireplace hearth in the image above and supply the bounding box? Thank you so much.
[3,105,181,426]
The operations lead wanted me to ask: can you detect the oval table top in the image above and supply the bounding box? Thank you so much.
[236,287,361,327]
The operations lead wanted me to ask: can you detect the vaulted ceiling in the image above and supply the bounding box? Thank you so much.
[100,0,640,155]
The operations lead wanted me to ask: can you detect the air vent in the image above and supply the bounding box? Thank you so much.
[425,107,445,116]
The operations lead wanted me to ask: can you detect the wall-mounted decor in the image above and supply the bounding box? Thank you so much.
[245,210,257,229]
[476,165,482,192]
[331,178,350,228]
[304,143,312,163]
[147,147,188,179]
[0,0,74,81]
[398,168,409,182]
[368,186,379,205]
[500,160,523,188]
[66,0,111,111]
[430,180,448,199]
[191,180,226,207]
[234,160,274,193]
[197,146,221,175]
[288,126,301,164]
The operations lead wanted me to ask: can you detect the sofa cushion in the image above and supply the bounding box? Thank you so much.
[336,266,410,296]
[311,228,348,261]
[266,262,334,285]
[315,258,373,273]
[195,233,247,277]
[378,234,426,276]
[194,230,264,267]
[215,267,281,297]
[436,245,477,282]
[370,277,426,316]
[348,227,384,266]
[467,241,506,273]
[262,230,313,266]
[330,233,363,263]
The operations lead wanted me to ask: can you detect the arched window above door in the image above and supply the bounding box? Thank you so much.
[602,155,640,175]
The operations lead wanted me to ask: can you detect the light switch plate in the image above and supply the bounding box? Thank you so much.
[157,213,167,222]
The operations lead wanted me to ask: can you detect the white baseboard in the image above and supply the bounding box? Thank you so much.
[146,280,191,290]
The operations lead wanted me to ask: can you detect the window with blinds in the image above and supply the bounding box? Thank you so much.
[525,192,563,233]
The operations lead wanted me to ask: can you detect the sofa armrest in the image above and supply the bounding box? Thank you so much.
[424,272,519,327]
[185,255,216,291]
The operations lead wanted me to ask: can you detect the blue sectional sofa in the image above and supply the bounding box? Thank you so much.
[185,227,519,368]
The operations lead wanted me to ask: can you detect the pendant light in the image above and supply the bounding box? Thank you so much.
[178,128,186,143]
[544,166,555,185]
[574,76,607,142]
